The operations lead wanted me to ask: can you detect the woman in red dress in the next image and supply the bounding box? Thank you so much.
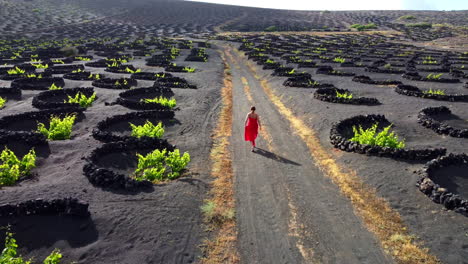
[244,106,262,152]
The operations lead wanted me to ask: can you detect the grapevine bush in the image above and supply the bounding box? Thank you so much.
[0,97,6,109]
[49,83,62,90]
[133,149,190,183]
[423,89,445,95]
[65,92,96,108]
[37,115,76,140]
[350,123,405,149]
[130,121,165,139]
[0,147,36,186]
[141,96,176,108]
[335,90,353,99]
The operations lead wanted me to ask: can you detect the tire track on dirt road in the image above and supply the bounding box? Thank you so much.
[223,45,393,264]
[240,50,440,264]
[240,73,313,261]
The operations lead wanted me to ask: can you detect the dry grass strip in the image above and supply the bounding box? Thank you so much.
[199,51,239,264]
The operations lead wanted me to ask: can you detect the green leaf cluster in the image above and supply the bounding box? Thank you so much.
[350,123,405,149]
[75,56,91,61]
[406,22,432,29]
[133,149,190,182]
[65,92,96,107]
[182,67,196,73]
[7,67,25,75]
[141,96,176,108]
[37,115,76,140]
[49,83,62,90]
[1,231,62,263]
[264,25,278,32]
[130,121,164,139]
[423,89,445,95]
[333,57,346,63]
[125,67,141,74]
[25,73,42,78]
[107,61,120,68]
[335,90,353,99]
[0,97,6,109]
[422,60,437,64]
[32,63,48,69]
[115,79,128,86]
[51,59,64,64]
[350,23,377,31]
[88,73,100,80]
[399,15,416,20]
[0,147,36,186]
[426,73,443,80]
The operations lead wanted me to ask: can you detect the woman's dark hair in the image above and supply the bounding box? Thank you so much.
[251,106,256,111]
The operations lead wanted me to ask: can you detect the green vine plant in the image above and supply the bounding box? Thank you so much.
[133,149,190,183]
[129,121,165,139]
[71,68,84,73]
[115,79,129,87]
[422,59,438,65]
[75,56,91,61]
[37,115,76,140]
[182,66,196,73]
[287,69,295,75]
[49,83,62,90]
[0,230,62,263]
[51,59,65,64]
[350,123,405,149]
[125,67,142,74]
[335,90,353,99]
[426,73,443,80]
[423,89,445,95]
[0,96,6,109]
[32,63,49,69]
[107,61,120,68]
[140,96,176,108]
[154,73,166,78]
[107,58,129,64]
[169,47,180,59]
[0,147,36,186]
[7,67,25,75]
[88,73,100,80]
[333,57,346,63]
[308,80,320,86]
[65,92,96,107]
[26,73,42,79]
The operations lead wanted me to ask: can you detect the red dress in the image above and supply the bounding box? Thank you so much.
[244,117,259,143]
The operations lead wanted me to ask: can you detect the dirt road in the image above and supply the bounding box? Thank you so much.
[222,45,393,264]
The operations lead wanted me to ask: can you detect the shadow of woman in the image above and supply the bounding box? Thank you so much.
[253,147,301,166]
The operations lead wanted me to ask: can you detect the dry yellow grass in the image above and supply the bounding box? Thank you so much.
[200,52,239,264]
[255,75,439,264]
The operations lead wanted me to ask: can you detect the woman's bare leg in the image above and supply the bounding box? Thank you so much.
[251,140,256,151]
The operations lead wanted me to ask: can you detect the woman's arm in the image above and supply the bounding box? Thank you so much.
[257,115,262,130]
[245,114,249,126]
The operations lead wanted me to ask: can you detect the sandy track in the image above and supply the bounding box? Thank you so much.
[222,45,392,264]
